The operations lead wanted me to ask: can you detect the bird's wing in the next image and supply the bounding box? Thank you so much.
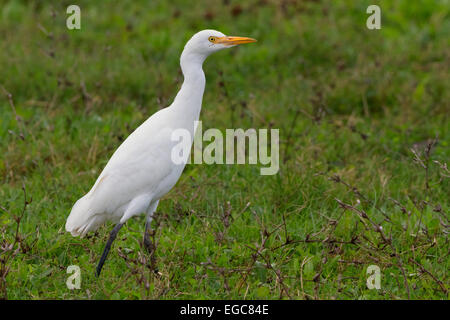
[86,125,178,217]
[67,108,186,235]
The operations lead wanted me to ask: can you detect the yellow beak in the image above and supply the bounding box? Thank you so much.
[216,36,257,46]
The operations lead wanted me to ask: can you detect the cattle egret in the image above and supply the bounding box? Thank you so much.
[65,30,256,276]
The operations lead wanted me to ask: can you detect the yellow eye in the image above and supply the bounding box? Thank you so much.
[208,36,216,43]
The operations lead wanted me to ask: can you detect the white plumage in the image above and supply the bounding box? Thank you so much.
[65,29,256,266]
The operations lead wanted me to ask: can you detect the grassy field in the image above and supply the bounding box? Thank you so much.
[0,0,448,299]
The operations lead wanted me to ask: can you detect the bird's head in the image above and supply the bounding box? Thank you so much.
[182,29,256,62]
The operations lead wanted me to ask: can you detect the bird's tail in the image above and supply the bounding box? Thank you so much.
[65,195,99,237]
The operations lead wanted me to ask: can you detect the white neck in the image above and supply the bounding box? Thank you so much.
[171,50,207,124]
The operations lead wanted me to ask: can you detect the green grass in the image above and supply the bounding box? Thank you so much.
[0,0,449,299]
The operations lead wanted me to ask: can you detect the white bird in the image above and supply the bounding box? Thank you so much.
[65,29,256,276]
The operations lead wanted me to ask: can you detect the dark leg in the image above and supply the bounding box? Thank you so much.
[143,219,154,254]
[143,218,159,273]
[96,223,124,277]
